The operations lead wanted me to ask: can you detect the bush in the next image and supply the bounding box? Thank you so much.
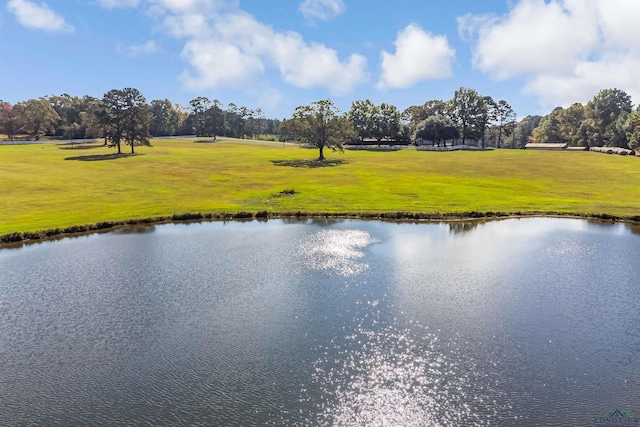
[95,221,116,230]
[171,213,203,221]
[232,212,253,219]
[0,232,23,243]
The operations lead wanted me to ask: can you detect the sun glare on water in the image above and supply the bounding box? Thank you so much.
[299,229,378,277]
[307,323,503,426]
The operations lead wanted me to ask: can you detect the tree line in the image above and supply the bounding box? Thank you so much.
[280,87,519,159]
[0,92,281,145]
[527,89,640,149]
[2,87,639,155]
[280,87,640,159]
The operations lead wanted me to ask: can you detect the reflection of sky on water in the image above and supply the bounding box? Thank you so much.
[1,218,639,426]
[296,226,507,425]
[297,218,640,426]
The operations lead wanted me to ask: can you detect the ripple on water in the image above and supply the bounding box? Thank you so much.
[299,229,378,277]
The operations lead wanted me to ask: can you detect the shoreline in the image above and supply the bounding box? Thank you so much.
[2,210,639,248]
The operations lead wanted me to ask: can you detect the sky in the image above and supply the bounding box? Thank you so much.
[2,0,640,119]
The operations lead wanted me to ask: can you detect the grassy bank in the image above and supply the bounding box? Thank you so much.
[1,138,639,240]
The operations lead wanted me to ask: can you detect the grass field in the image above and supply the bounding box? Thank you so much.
[1,137,640,238]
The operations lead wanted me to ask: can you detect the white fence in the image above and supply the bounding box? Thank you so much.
[416,145,487,152]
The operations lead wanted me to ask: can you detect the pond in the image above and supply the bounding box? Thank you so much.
[0,218,639,426]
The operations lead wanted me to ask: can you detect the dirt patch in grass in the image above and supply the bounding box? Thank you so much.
[271,189,298,198]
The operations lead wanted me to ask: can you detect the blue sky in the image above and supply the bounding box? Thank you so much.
[2,0,640,119]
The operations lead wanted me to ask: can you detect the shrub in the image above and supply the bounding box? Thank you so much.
[232,212,253,219]
[1,232,23,243]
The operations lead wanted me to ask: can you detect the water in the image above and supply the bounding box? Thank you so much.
[0,218,639,426]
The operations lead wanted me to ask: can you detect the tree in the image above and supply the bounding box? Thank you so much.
[188,97,212,136]
[174,103,190,134]
[278,118,297,142]
[476,96,493,149]
[48,93,85,139]
[207,100,226,137]
[586,88,633,147]
[626,109,640,150]
[606,111,630,149]
[531,107,563,144]
[97,89,127,152]
[557,103,585,146]
[0,101,26,141]
[97,88,150,154]
[80,97,104,139]
[188,99,226,137]
[402,105,423,137]
[415,115,458,146]
[245,108,264,138]
[488,99,516,148]
[508,115,541,148]
[348,99,376,141]
[421,99,450,118]
[578,118,599,148]
[238,106,250,137]
[285,99,355,160]
[348,100,402,143]
[402,100,449,140]
[19,98,60,140]
[224,103,250,138]
[264,117,280,135]
[450,87,487,144]
[121,88,150,154]
[376,103,402,142]
[150,99,179,137]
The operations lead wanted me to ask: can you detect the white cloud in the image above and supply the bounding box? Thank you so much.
[267,25,368,94]
[96,0,140,8]
[523,54,640,107]
[179,37,265,89]
[459,1,598,79]
[163,12,210,37]
[299,0,345,22]
[459,0,640,107]
[99,0,226,14]
[92,0,367,95]
[377,24,455,90]
[116,40,160,57]
[7,0,74,33]
[148,0,226,14]
[593,0,640,55]
[168,7,368,94]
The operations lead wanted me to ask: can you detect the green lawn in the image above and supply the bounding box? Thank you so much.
[1,138,640,237]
